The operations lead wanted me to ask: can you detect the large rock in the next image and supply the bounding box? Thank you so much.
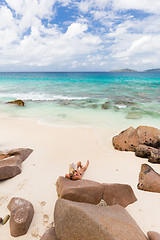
[137,164,160,193]
[56,176,103,204]
[135,145,160,163]
[0,148,33,180]
[0,156,22,180]
[56,177,136,207]
[112,126,160,152]
[102,183,137,208]
[7,148,33,162]
[40,227,57,240]
[8,197,34,237]
[7,99,25,106]
[54,198,147,240]
[135,145,155,158]
[147,231,160,240]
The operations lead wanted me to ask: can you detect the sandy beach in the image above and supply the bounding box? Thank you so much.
[0,115,159,239]
[1,0,160,238]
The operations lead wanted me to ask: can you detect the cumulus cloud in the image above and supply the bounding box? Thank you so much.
[113,0,160,14]
[0,1,102,71]
[78,0,160,14]
[0,0,160,71]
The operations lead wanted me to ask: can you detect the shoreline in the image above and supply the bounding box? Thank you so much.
[0,106,160,131]
[0,115,160,239]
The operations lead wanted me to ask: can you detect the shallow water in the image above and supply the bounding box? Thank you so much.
[0,72,160,128]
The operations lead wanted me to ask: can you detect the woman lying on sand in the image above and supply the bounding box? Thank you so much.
[65,160,89,180]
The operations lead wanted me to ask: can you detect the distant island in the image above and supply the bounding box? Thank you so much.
[110,69,137,73]
[110,68,160,73]
[144,68,160,72]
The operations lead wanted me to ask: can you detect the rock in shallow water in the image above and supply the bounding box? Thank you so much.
[101,101,111,109]
[54,198,147,240]
[126,112,142,119]
[7,99,25,106]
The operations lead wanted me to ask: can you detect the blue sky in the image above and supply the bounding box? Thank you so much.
[0,0,160,71]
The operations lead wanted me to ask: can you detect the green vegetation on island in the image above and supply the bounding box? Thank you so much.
[110,68,160,73]
[144,68,160,72]
[110,69,137,73]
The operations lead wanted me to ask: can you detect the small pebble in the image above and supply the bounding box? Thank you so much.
[2,215,10,225]
[40,201,46,207]
[98,199,107,206]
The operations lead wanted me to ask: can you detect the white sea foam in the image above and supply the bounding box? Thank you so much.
[0,92,89,101]
[115,104,127,109]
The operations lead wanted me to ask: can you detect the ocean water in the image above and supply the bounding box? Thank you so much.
[0,72,160,129]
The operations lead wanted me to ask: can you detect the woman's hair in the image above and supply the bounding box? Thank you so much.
[69,163,76,176]
[69,168,75,176]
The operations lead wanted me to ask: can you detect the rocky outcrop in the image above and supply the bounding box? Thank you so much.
[113,126,139,151]
[40,227,58,240]
[103,183,137,208]
[112,126,160,163]
[0,148,33,180]
[54,198,147,240]
[113,126,160,152]
[56,176,103,204]
[56,177,137,207]
[137,164,160,193]
[8,197,34,237]
[0,148,33,161]
[147,231,160,240]
[0,156,22,180]
[135,145,155,158]
[8,148,33,161]
[101,101,111,109]
[135,145,160,163]
[7,99,25,106]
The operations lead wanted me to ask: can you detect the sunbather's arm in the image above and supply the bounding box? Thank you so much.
[77,161,83,169]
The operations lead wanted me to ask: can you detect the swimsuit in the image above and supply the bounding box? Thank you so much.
[70,170,81,180]
[75,170,79,176]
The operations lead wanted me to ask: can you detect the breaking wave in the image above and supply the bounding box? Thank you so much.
[0,92,89,101]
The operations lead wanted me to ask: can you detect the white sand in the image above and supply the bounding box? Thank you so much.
[0,115,160,239]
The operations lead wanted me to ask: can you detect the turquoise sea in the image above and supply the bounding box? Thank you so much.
[0,72,160,128]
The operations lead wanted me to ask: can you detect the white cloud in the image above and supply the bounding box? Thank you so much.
[78,0,160,15]
[0,6,18,47]
[0,8,101,70]
[65,22,88,38]
[113,0,160,14]
[6,0,56,18]
[0,6,14,29]
[5,0,56,35]
[78,0,111,13]
[0,0,160,71]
